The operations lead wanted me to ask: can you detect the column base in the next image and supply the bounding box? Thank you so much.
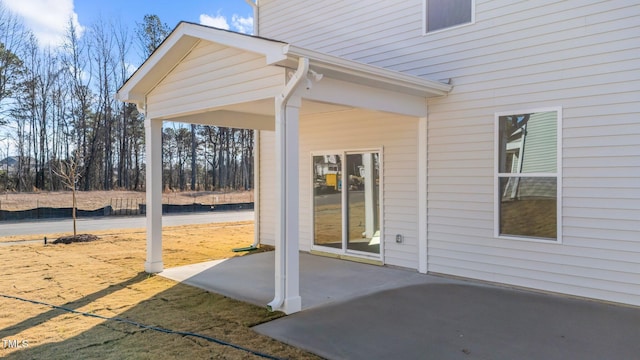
[144,260,164,273]
[282,296,302,314]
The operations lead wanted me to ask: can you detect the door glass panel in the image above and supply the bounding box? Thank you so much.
[346,153,380,254]
[313,155,342,249]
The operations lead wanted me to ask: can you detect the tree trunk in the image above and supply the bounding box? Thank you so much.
[191,124,196,190]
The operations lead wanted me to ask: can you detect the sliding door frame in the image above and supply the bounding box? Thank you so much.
[310,148,384,262]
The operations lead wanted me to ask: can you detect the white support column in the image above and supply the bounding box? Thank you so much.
[269,58,308,315]
[271,95,302,314]
[283,96,301,313]
[418,117,428,274]
[145,117,163,273]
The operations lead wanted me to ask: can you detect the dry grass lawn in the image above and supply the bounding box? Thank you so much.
[0,222,320,359]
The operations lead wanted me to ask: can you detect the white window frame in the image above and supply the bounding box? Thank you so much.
[494,107,563,243]
[422,0,476,35]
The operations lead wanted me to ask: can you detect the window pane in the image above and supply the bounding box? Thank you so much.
[346,153,380,254]
[427,0,472,32]
[313,155,342,248]
[499,177,557,239]
[498,111,557,174]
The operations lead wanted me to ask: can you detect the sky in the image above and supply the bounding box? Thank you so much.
[2,0,254,49]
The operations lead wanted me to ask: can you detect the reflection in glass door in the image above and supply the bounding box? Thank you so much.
[313,154,343,250]
[313,151,381,257]
[346,153,380,254]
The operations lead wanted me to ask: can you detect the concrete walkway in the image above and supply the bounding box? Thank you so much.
[161,252,640,360]
[0,210,254,240]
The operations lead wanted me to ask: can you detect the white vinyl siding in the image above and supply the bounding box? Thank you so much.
[258,130,276,247]
[425,2,640,306]
[260,0,640,305]
[147,40,284,119]
[298,109,419,268]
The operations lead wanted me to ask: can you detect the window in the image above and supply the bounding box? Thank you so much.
[495,108,561,241]
[424,0,474,33]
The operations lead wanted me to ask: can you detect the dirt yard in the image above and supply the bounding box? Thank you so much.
[0,222,319,359]
[0,190,254,211]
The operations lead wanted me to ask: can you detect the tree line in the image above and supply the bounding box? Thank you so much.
[0,6,254,193]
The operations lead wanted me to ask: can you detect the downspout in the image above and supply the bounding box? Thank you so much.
[268,57,309,311]
[252,130,260,248]
[244,0,259,36]
[250,0,260,248]
[248,0,260,248]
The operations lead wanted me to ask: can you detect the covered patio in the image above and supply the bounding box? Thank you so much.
[117,22,451,314]
[159,251,445,311]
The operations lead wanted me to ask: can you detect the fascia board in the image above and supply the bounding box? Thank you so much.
[117,23,199,102]
[284,45,452,97]
[182,24,287,64]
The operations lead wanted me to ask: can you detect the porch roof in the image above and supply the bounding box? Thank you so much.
[116,21,452,111]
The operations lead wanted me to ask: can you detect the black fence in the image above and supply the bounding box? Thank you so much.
[0,202,254,221]
[138,202,253,214]
[0,206,112,221]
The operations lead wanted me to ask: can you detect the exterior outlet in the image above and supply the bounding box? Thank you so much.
[395,234,403,244]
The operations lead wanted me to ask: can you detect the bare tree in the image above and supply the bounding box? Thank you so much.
[0,2,26,122]
[90,17,117,190]
[52,152,83,236]
[2,11,255,195]
[61,18,93,190]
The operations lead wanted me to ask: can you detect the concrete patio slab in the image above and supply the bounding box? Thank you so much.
[255,282,640,360]
[162,252,640,359]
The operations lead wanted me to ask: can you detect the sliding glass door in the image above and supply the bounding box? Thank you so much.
[313,151,381,258]
[313,154,343,250]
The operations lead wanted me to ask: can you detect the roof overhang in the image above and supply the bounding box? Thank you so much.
[117,22,452,112]
[281,45,451,97]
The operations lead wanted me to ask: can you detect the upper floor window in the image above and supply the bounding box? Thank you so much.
[495,108,562,242]
[424,0,474,33]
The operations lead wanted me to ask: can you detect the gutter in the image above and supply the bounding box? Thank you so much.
[283,45,452,96]
[267,57,309,312]
[246,0,260,250]
[244,0,259,36]
[252,130,260,249]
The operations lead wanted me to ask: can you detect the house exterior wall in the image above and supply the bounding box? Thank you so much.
[260,1,640,305]
[260,109,420,269]
[147,40,284,119]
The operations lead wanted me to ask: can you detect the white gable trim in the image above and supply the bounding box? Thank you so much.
[117,23,288,108]
[117,23,452,111]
